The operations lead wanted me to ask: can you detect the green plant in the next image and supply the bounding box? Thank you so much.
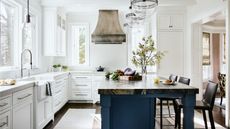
[132,36,165,74]
[57,64,61,67]
[62,65,68,69]
[53,65,58,68]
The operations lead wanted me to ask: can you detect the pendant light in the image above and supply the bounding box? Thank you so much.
[26,0,31,23]
[131,0,158,10]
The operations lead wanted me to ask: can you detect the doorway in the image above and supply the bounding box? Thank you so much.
[201,12,226,109]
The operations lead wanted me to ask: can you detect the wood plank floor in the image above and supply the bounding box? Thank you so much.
[44,102,227,129]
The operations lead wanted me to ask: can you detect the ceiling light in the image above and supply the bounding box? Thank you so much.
[131,0,158,10]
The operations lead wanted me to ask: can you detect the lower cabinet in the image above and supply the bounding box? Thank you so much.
[52,74,69,113]
[12,88,33,129]
[0,110,11,129]
[36,97,53,129]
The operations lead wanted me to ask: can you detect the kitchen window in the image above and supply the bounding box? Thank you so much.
[69,23,89,66]
[0,0,20,69]
[202,32,211,80]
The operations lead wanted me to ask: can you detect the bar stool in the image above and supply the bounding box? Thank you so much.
[175,81,218,129]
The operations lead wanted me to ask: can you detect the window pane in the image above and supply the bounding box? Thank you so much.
[71,24,89,66]
[0,1,15,67]
[223,33,226,64]
[202,32,210,65]
[79,27,86,64]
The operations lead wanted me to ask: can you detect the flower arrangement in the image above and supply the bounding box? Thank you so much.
[132,36,165,74]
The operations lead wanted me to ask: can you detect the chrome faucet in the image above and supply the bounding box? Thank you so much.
[21,49,33,78]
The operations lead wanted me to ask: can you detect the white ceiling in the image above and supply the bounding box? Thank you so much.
[203,12,226,27]
[41,0,196,12]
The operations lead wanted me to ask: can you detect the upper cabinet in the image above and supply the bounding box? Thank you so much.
[157,14,184,30]
[43,7,66,56]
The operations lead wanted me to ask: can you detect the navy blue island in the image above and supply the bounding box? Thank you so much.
[98,77,199,129]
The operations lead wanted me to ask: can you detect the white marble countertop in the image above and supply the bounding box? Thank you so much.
[98,76,199,95]
[0,81,35,97]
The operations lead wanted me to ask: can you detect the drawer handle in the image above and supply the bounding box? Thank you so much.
[75,77,88,79]
[75,94,88,96]
[17,94,32,100]
[0,122,7,127]
[55,90,62,94]
[75,84,88,87]
[0,103,8,107]
[56,81,63,84]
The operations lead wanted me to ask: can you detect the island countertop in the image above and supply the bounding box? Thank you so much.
[98,76,199,95]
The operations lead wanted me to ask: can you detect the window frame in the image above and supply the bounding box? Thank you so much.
[0,0,22,71]
[202,32,211,65]
[68,23,90,66]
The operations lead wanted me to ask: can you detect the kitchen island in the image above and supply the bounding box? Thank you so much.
[98,76,199,129]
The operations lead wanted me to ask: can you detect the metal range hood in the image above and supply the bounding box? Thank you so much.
[92,10,126,44]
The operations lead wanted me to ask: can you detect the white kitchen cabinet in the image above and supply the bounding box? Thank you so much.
[13,88,33,129]
[0,95,12,129]
[52,74,69,113]
[35,96,53,129]
[157,31,184,78]
[43,7,66,56]
[157,14,184,30]
[92,75,105,103]
[0,110,11,129]
[70,73,92,101]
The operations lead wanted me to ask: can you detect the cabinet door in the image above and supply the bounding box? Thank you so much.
[0,110,11,129]
[158,15,171,30]
[171,15,184,30]
[13,101,33,129]
[157,31,184,78]
[36,101,45,128]
[44,97,53,120]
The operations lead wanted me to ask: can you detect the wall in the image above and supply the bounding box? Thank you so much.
[56,11,129,71]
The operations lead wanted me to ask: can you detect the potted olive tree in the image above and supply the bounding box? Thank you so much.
[132,36,165,75]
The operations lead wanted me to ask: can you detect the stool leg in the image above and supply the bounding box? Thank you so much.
[167,100,171,117]
[220,97,223,105]
[202,110,208,129]
[178,107,181,129]
[160,99,163,129]
[208,110,215,129]
[174,106,178,128]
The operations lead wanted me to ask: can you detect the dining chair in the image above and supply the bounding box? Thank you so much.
[175,81,218,129]
[158,74,178,129]
[217,72,226,106]
[178,76,190,85]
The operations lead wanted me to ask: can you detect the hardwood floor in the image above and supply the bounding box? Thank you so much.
[44,102,226,129]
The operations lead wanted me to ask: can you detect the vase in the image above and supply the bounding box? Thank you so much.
[141,65,147,75]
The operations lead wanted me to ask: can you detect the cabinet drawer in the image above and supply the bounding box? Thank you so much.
[71,90,91,100]
[13,87,33,105]
[0,96,12,112]
[71,75,92,81]
[72,81,91,89]
[0,110,11,129]
[53,84,63,96]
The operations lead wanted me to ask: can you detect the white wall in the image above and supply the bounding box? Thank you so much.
[57,11,129,71]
